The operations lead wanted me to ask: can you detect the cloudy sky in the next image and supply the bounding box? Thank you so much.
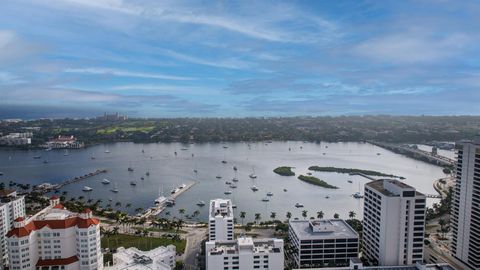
[1,0,479,118]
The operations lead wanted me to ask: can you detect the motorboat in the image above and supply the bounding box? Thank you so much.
[104,150,110,153]
[130,181,137,186]
[128,167,134,172]
[166,199,175,206]
[347,180,353,183]
[82,186,93,192]
[225,181,232,185]
[33,156,41,159]
[230,184,237,188]
[233,166,238,171]
[101,179,110,184]
[224,190,232,195]
[283,189,288,192]
[232,178,239,182]
[110,184,119,193]
[295,203,304,208]
[262,197,269,202]
[251,186,259,191]
[325,195,330,199]
[216,175,222,179]
[249,173,257,179]
[266,192,273,196]
[155,196,167,205]
[196,200,206,206]
[222,160,227,164]
[353,192,364,199]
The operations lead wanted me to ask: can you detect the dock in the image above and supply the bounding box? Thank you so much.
[140,182,196,219]
[55,169,108,189]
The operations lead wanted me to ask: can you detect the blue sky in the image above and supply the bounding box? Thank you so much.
[0,0,479,118]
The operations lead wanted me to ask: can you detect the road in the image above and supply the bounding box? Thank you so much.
[183,226,207,270]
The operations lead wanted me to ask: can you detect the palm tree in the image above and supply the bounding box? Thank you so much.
[333,213,340,219]
[348,211,356,219]
[254,213,261,224]
[302,210,308,220]
[125,203,132,208]
[286,211,292,221]
[270,212,276,221]
[115,202,122,207]
[317,211,324,219]
[179,208,186,215]
[240,211,246,225]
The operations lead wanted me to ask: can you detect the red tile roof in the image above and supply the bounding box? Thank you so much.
[50,195,59,200]
[36,256,78,266]
[52,203,65,209]
[14,217,25,222]
[6,216,99,238]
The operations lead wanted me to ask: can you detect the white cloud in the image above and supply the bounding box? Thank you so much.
[0,71,25,85]
[64,67,195,81]
[158,49,251,70]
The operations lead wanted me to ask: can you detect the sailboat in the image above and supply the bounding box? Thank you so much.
[101,178,110,184]
[82,186,93,192]
[249,167,257,179]
[63,149,69,156]
[155,186,167,205]
[127,162,134,172]
[110,183,119,193]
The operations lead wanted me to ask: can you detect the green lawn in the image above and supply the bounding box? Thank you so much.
[97,126,155,134]
[101,234,186,253]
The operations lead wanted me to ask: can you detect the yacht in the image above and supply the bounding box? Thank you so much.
[196,200,206,206]
[45,147,52,151]
[110,184,119,193]
[249,167,257,179]
[232,178,239,182]
[181,148,188,151]
[295,203,304,208]
[261,197,269,202]
[166,199,175,206]
[63,150,69,156]
[82,186,93,192]
[170,188,178,194]
[155,196,167,205]
[179,183,186,189]
[353,192,364,199]
[101,179,110,184]
[224,190,232,195]
[223,145,228,149]
[266,192,273,196]
[251,185,259,191]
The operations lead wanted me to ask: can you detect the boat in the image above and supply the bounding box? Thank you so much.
[193,169,198,173]
[196,200,206,206]
[295,203,304,208]
[325,195,330,199]
[230,184,237,188]
[43,160,49,164]
[101,179,110,184]
[251,185,259,191]
[82,186,93,192]
[322,153,326,155]
[266,192,273,196]
[306,172,312,176]
[225,181,232,185]
[166,199,175,206]
[224,190,232,195]
[232,205,237,209]
[353,192,364,199]
[262,197,269,202]
[232,177,239,182]
[45,147,52,151]
[377,153,381,155]
[233,166,238,171]
[0,172,3,176]
[283,189,288,192]
[347,180,353,183]
[104,150,110,153]
[63,150,69,156]
[216,175,222,179]
[110,183,119,193]
[33,156,41,159]
[249,167,257,179]
[155,196,167,205]
[222,160,227,164]
[130,181,137,186]
[91,156,95,160]
[223,145,228,149]
[181,148,188,151]
[141,177,144,180]
[170,188,178,194]
[179,183,186,189]
[146,171,150,176]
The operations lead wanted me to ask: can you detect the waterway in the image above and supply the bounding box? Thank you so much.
[0,141,445,222]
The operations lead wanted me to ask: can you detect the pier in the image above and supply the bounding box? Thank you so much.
[55,169,108,189]
[141,181,196,219]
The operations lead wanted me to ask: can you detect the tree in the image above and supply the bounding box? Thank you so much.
[438,218,450,239]
[270,212,276,221]
[302,210,308,220]
[348,211,356,219]
[254,213,261,224]
[333,213,339,219]
[240,211,246,225]
[286,211,292,221]
[179,208,186,215]
[125,203,132,208]
[317,211,324,219]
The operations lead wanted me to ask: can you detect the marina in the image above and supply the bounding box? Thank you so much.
[141,182,196,219]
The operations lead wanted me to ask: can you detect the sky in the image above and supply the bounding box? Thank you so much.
[0,0,480,119]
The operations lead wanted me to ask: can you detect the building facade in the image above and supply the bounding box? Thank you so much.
[105,246,176,270]
[0,190,25,269]
[288,219,359,268]
[0,133,32,146]
[451,136,480,269]
[363,179,426,266]
[206,237,284,270]
[208,199,234,241]
[6,196,103,270]
[294,258,454,270]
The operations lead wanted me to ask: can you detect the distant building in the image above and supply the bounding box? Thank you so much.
[294,258,454,270]
[451,136,480,269]
[105,246,176,270]
[205,236,284,270]
[6,196,103,270]
[288,219,359,268]
[208,199,234,241]
[362,179,426,266]
[0,190,25,269]
[43,135,84,149]
[96,112,128,121]
[0,132,32,146]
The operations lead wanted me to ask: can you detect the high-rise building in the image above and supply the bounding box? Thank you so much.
[0,189,25,269]
[205,237,284,270]
[6,196,103,270]
[288,219,359,268]
[362,179,426,266]
[451,136,480,269]
[208,199,234,241]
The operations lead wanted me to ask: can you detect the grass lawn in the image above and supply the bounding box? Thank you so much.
[97,126,155,134]
[101,234,186,253]
[132,226,187,234]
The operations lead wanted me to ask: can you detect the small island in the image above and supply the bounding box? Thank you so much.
[297,175,338,189]
[273,166,295,176]
[308,166,403,179]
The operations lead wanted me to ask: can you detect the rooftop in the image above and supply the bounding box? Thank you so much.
[289,219,358,240]
[209,198,233,218]
[106,246,175,270]
[207,237,282,256]
[366,179,424,197]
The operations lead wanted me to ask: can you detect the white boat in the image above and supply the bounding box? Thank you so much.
[262,197,269,202]
[166,199,175,206]
[170,188,178,194]
[155,196,167,205]
[224,190,232,195]
[196,200,206,206]
[249,167,257,179]
[45,147,52,151]
[230,184,237,188]
[63,150,69,156]
[101,179,110,184]
[266,192,273,196]
[82,186,93,192]
[179,183,187,189]
[232,178,239,182]
[295,203,304,208]
[105,150,110,153]
[110,183,119,193]
[251,185,259,191]
[353,192,364,199]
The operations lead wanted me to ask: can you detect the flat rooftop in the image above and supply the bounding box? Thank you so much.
[366,179,424,197]
[207,237,282,255]
[289,219,358,240]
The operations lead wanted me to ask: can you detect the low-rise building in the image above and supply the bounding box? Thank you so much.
[105,246,176,270]
[294,258,454,270]
[6,196,103,270]
[208,199,234,241]
[206,237,284,270]
[0,132,32,146]
[43,135,84,149]
[289,219,359,268]
[0,190,25,269]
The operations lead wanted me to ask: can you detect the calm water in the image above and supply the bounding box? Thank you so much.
[0,142,445,222]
